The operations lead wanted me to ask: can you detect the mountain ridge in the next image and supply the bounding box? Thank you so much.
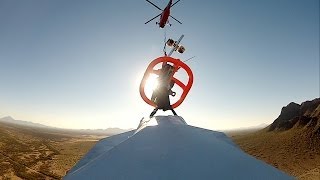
[268,98,320,134]
[0,116,130,135]
[232,98,320,179]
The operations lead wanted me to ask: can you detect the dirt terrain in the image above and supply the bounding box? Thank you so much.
[0,121,104,179]
[229,129,320,179]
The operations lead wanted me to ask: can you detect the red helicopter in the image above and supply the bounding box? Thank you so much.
[145,0,182,28]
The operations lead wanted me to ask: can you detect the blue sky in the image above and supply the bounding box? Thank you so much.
[0,0,319,130]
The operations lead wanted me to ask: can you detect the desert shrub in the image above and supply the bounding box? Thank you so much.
[0,162,11,174]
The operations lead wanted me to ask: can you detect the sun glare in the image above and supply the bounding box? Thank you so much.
[144,74,159,98]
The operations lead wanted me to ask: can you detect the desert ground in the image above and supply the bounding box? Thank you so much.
[1,118,319,180]
[228,129,320,180]
[0,121,104,179]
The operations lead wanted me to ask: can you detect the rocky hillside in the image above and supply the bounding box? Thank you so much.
[231,98,320,179]
[268,98,320,135]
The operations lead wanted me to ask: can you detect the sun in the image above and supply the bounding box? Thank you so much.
[144,74,159,98]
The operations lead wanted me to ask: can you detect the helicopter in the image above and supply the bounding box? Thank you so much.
[145,0,182,28]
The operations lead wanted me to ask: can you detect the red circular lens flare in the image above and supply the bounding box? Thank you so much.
[139,56,193,109]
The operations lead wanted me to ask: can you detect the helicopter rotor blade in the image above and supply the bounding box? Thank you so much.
[184,56,196,63]
[171,0,181,8]
[169,15,182,24]
[146,0,163,11]
[145,13,162,24]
